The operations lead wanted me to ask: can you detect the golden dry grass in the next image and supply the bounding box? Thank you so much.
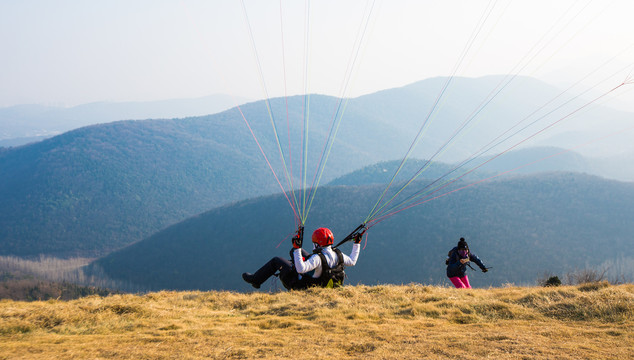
[1,283,632,359]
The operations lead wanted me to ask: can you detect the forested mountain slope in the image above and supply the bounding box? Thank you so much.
[91,172,634,291]
[1,76,631,258]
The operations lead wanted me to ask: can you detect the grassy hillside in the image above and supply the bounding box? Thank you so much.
[92,172,634,291]
[1,284,632,359]
[0,276,114,301]
[0,256,117,301]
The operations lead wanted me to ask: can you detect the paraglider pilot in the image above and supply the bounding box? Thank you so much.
[242,227,362,290]
[446,237,488,288]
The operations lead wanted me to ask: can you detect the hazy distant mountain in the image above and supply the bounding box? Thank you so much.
[0,116,275,257]
[0,94,387,257]
[0,135,52,148]
[328,159,492,187]
[90,171,634,291]
[328,147,621,188]
[1,76,633,258]
[0,94,249,146]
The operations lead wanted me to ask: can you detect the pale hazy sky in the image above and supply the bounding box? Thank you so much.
[1,0,633,109]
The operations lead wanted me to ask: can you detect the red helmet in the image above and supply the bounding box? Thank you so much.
[312,227,334,247]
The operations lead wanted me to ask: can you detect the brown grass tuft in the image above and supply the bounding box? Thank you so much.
[0,283,632,359]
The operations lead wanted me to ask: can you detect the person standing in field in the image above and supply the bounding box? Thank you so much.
[446,237,488,288]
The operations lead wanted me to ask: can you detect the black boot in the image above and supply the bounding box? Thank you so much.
[243,256,293,290]
[242,272,260,289]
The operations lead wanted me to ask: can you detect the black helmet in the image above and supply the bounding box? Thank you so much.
[457,237,469,250]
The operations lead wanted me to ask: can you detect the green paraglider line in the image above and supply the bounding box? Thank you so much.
[236,0,634,248]
[367,77,634,226]
[234,105,301,223]
[366,0,499,223]
[299,0,313,225]
[369,60,634,222]
[241,0,377,227]
[368,122,634,227]
[241,0,301,223]
[302,0,377,223]
[365,2,626,224]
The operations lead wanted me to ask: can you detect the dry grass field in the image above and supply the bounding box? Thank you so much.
[1,283,632,359]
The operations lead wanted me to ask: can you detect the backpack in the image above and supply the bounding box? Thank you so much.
[316,248,346,288]
[445,248,454,265]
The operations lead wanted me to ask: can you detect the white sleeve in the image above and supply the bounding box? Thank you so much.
[293,248,321,274]
[343,243,361,266]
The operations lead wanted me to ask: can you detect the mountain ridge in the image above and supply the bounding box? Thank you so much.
[0,94,249,146]
[90,170,634,291]
[1,75,633,258]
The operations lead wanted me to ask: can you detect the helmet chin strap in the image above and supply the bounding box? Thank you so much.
[312,242,322,253]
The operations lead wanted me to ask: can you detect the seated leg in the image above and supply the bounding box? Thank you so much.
[243,256,294,289]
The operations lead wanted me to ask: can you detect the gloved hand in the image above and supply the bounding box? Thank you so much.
[353,232,363,244]
[292,234,303,249]
[482,268,488,273]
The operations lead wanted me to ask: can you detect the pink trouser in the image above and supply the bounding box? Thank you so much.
[449,276,471,289]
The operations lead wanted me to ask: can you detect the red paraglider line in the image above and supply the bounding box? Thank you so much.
[372,61,634,221]
[367,79,633,227]
[366,0,601,223]
[279,0,294,209]
[302,0,377,220]
[275,231,294,249]
[241,0,302,225]
[366,0,498,222]
[235,105,300,223]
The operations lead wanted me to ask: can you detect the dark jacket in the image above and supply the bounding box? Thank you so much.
[446,246,486,278]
